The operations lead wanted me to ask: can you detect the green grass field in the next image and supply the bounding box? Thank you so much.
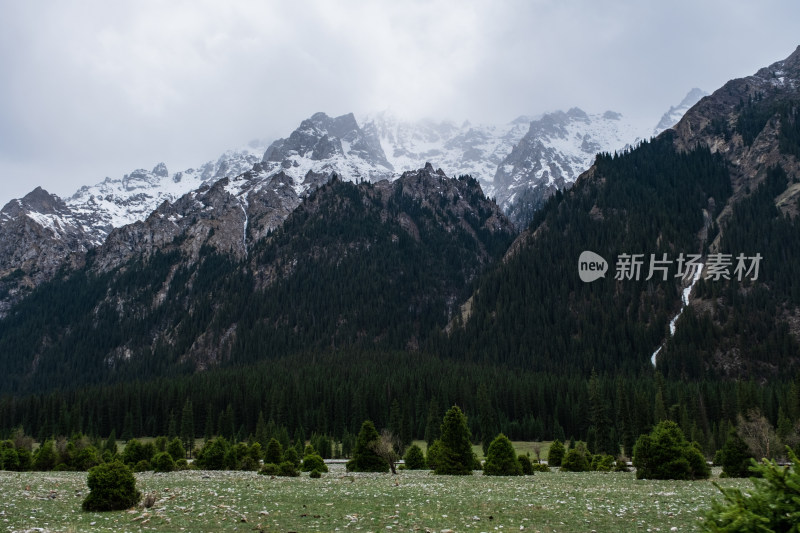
[0,466,750,532]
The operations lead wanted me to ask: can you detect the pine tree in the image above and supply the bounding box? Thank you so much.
[346,421,389,473]
[483,433,522,476]
[719,428,754,478]
[264,438,283,465]
[547,439,565,467]
[435,406,475,475]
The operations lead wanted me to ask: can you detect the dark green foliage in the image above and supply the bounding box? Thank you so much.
[483,433,522,476]
[517,454,534,475]
[450,136,733,374]
[346,421,389,473]
[283,447,300,468]
[258,463,279,476]
[277,461,299,477]
[547,440,565,467]
[309,468,322,478]
[239,456,259,471]
[531,462,550,473]
[591,454,615,472]
[426,440,443,470]
[133,459,151,472]
[301,454,328,472]
[32,439,57,471]
[633,421,710,480]
[121,439,155,467]
[703,448,800,532]
[719,429,754,478]
[662,165,800,379]
[194,437,230,470]
[560,442,591,472]
[152,452,175,473]
[264,438,283,465]
[434,406,475,475]
[403,444,426,470]
[167,438,186,462]
[82,461,141,512]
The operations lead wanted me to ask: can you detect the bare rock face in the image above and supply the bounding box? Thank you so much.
[0,188,94,316]
[670,45,800,207]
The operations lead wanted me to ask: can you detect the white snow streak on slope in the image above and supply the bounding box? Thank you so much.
[651,264,704,367]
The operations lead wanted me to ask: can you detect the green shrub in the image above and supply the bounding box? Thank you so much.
[483,434,522,476]
[531,462,550,472]
[283,447,301,468]
[426,440,443,470]
[301,454,328,472]
[703,448,800,532]
[719,428,754,478]
[82,461,141,512]
[277,461,299,477]
[547,440,565,467]
[591,454,615,472]
[152,452,175,473]
[518,454,534,475]
[239,456,260,471]
[33,440,58,471]
[403,444,426,470]
[167,438,186,462]
[259,463,279,476]
[175,458,189,470]
[434,406,475,475]
[74,446,102,471]
[560,442,591,472]
[309,469,322,478]
[613,456,631,472]
[633,421,710,480]
[264,439,283,465]
[194,437,230,470]
[346,421,389,473]
[133,459,151,472]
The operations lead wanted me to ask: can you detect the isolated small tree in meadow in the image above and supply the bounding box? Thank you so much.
[719,428,754,478]
[346,421,389,473]
[518,453,534,475]
[547,440,565,467]
[82,461,141,512]
[703,448,800,532]
[434,406,475,475]
[483,433,522,476]
[633,420,709,480]
[403,444,426,470]
[264,438,283,465]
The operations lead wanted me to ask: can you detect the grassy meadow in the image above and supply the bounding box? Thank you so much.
[0,465,750,533]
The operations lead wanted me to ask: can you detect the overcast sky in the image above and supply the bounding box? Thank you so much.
[1,0,799,207]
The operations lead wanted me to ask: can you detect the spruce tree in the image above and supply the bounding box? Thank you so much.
[720,428,754,478]
[264,438,283,465]
[547,439,565,467]
[346,421,389,472]
[434,406,475,475]
[403,444,426,470]
[483,433,522,476]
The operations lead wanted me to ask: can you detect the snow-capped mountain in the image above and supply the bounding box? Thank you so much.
[360,111,532,199]
[653,88,708,135]
[66,143,268,243]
